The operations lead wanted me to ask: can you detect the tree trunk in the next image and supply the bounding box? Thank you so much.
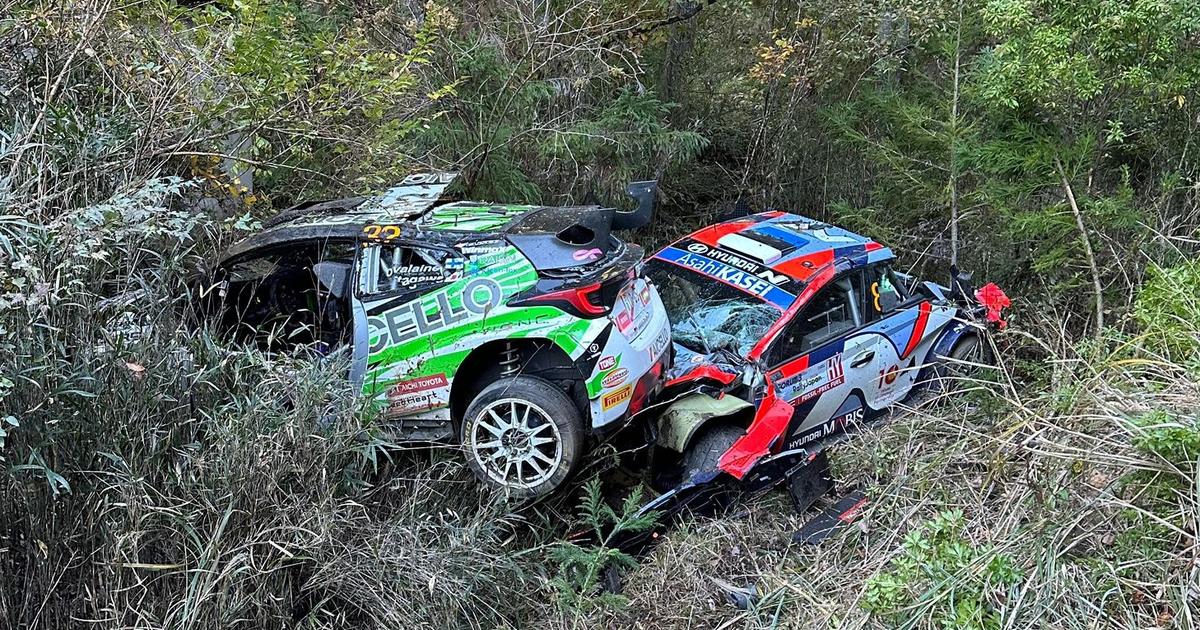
[1056,157,1104,336]
[948,0,963,267]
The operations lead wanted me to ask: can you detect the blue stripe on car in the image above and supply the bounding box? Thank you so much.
[749,224,811,249]
[655,247,797,309]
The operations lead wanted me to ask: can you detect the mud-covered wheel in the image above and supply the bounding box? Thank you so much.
[461,375,584,497]
[683,424,744,480]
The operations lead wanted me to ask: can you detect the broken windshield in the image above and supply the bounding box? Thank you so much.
[645,259,782,357]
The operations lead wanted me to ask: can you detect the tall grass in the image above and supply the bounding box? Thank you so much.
[558,310,1200,629]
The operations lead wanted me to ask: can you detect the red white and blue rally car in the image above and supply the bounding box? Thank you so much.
[640,210,1007,509]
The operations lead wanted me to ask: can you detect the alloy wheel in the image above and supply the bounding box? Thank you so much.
[468,398,563,490]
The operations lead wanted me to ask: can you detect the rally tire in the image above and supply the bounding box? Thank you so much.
[683,424,744,480]
[934,335,989,393]
[461,375,584,498]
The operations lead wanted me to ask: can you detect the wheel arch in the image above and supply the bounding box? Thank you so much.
[449,337,587,429]
[918,321,984,381]
[656,393,756,454]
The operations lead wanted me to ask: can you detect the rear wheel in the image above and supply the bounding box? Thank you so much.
[461,375,584,497]
[683,424,744,480]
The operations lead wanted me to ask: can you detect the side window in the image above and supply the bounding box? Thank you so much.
[361,244,453,296]
[769,275,863,364]
[862,263,907,319]
[213,241,357,351]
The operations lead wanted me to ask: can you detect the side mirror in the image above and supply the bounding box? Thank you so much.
[741,363,763,389]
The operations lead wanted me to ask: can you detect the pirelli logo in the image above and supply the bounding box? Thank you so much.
[601,384,633,411]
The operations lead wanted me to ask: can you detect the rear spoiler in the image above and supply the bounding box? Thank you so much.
[506,179,658,271]
[948,264,975,305]
[614,180,657,230]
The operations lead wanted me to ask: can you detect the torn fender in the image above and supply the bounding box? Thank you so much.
[656,393,754,453]
[718,395,792,479]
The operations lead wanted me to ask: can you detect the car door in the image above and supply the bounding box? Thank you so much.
[356,241,460,418]
[764,272,875,451]
[857,261,932,408]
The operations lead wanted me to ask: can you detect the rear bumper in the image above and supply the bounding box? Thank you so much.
[586,280,672,429]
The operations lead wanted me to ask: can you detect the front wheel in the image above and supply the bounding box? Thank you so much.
[461,375,584,497]
[682,424,744,480]
[932,335,991,394]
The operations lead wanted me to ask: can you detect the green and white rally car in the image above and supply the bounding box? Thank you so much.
[207,174,672,496]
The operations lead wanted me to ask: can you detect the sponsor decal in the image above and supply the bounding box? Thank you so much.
[778,354,845,403]
[829,357,845,382]
[683,240,791,285]
[398,172,457,186]
[638,282,651,305]
[613,283,650,335]
[786,405,863,450]
[602,368,628,388]
[388,391,445,413]
[655,247,796,308]
[757,268,790,285]
[455,239,506,255]
[393,372,451,391]
[368,277,502,353]
[649,325,670,360]
[601,384,633,411]
[615,310,634,332]
[598,355,616,371]
[389,373,449,395]
[387,374,450,414]
[572,248,603,262]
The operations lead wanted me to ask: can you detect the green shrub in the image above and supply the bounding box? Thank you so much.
[1128,409,1200,472]
[1133,261,1200,366]
[551,479,657,614]
[863,509,1022,630]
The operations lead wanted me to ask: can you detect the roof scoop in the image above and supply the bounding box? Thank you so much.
[368,171,460,218]
[717,233,784,264]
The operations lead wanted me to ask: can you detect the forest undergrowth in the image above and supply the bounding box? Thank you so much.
[3,1,1200,628]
